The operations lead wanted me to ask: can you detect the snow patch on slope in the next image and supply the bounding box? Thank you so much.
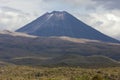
[46,13,54,20]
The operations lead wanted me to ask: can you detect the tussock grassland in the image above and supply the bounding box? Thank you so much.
[0,65,119,80]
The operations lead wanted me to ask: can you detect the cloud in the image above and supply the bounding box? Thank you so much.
[44,0,91,4]
[75,9,120,40]
[0,6,35,31]
[93,0,120,10]
[0,0,11,3]
[43,0,95,9]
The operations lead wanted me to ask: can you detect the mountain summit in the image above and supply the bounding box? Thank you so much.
[16,11,119,43]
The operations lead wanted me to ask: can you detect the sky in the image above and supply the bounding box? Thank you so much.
[0,0,120,40]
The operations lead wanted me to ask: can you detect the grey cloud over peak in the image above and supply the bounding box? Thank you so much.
[93,0,120,10]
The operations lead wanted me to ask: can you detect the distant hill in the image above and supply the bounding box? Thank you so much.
[43,54,120,67]
[16,11,120,43]
[7,54,120,67]
[0,31,120,67]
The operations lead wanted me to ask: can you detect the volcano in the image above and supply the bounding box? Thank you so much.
[16,11,119,43]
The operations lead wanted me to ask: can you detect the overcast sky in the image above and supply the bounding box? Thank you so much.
[0,0,120,40]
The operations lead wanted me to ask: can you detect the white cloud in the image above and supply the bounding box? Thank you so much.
[0,7,36,31]
[75,8,120,40]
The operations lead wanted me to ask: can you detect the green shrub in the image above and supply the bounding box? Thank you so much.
[92,75,103,80]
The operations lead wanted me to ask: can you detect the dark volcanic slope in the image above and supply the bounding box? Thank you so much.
[16,11,119,43]
[0,31,120,61]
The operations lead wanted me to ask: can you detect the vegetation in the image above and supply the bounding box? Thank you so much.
[2,54,120,68]
[0,65,119,80]
[0,33,120,62]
